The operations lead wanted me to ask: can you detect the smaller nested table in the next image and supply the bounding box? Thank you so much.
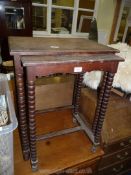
[21,54,123,171]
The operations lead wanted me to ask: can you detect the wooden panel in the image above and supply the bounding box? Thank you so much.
[21,54,123,65]
[35,75,74,111]
[99,147,131,168]
[14,109,104,175]
[80,88,131,144]
[55,159,99,175]
[98,158,131,175]
[70,159,98,175]
[9,37,119,54]
[103,137,131,154]
[35,110,104,174]
[117,169,131,175]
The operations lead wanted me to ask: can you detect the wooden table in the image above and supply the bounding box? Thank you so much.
[9,37,123,171]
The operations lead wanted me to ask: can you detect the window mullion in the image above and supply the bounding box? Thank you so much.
[78,8,94,12]
[93,0,99,19]
[51,5,74,10]
[71,0,79,34]
[47,0,52,34]
[32,3,47,7]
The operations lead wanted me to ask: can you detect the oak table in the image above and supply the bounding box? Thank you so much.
[9,37,123,171]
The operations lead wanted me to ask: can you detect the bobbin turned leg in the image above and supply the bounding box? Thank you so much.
[16,73,30,160]
[27,78,38,171]
[72,74,80,123]
[14,56,30,160]
[72,74,79,106]
[73,73,83,115]
[94,72,115,144]
[92,72,108,134]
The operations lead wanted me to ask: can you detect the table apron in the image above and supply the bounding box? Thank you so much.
[26,61,119,80]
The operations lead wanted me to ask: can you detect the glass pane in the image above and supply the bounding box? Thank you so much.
[125,27,131,44]
[32,0,47,4]
[5,7,25,29]
[51,8,73,34]
[117,7,130,42]
[32,6,47,31]
[52,0,74,7]
[77,11,93,33]
[79,0,95,9]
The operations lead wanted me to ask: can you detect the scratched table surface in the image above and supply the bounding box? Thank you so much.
[21,54,123,66]
[9,37,119,54]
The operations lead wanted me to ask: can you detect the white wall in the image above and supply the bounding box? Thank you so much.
[96,0,116,44]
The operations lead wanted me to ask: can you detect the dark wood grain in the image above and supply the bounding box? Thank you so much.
[73,73,83,115]
[27,79,38,171]
[22,60,120,76]
[80,87,131,174]
[98,158,131,175]
[21,54,123,65]
[92,72,108,134]
[13,55,30,160]
[94,72,115,143]
[72,74,79,106]
[99,147,131,168]
[14,109,104,175]
[9,37,119,54]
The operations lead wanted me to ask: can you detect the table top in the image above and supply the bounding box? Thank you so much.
[9,36,119,55]
[21,54,124,66]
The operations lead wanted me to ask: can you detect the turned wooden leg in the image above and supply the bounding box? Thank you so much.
[92,72,108,134]
[27,80,38,171]
[15,72,30,160]
[94,72,115,143]
[72,74,79,123]
[72,74,79,106]
[73,73,83,115]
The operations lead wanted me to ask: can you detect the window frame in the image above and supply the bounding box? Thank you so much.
[32,0,99,38]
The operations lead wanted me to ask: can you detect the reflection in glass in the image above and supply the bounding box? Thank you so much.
[77,11,93,33]
[51,8,73,34]
[32,6,47,31]
[79,0,95,9]
[5,7,25,29]
[117,7,130,42]
[52,0,74,7]
[32,0,47,4]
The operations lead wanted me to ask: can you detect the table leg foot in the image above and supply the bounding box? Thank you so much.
[23,149,30,161]
[91,145,97,153]
[31,160,38,172]
[73,117,77,124]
